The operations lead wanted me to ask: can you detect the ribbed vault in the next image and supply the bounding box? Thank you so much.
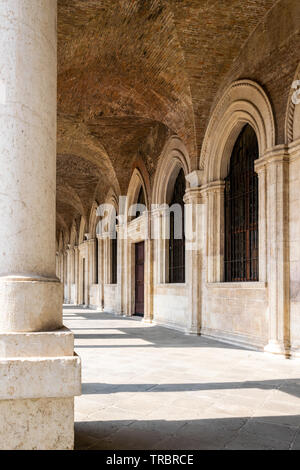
[56,0,285,237]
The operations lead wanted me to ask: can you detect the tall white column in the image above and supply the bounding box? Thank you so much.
[144,212,154,323]
[261,152,290,356]
[74,246,80,305]
[116,224,125,315]
[184,188,205,335]
[0,0,61,332]
[204,181,225,283]
[66,247,72,303]
[0,1,80,450]
[254,163,268,283]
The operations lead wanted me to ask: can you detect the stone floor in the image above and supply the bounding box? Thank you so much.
[64,307,300,450]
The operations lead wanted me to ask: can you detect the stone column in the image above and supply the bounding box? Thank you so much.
[256,152,290,356]
[116,223,125,315]
[59,252,64,283]
[184,188,205,335]
[63,252,68,302]
[78,242,88,306]
[74,246,80,305]
[0,1,80,449]
[56,253,59,278]
[204,181,225,283]
[70,247,75,303]
[254,163,268,283]
[87,237,96,305]
[66,247,72,304]
[143,212,154,323]
[88,238,96,285]
[153,207,169,284]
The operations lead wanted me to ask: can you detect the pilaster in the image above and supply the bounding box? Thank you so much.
[183,187,205,335]
[256,150,290,356]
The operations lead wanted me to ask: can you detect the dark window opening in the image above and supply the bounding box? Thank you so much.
[169,168,186,283]
[224,124,259,282]
[95,239,98,284]
[111,235,118,285]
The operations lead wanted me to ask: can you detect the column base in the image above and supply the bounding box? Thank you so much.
[264,340,290,357]
[185,326,200,336]
[142,317,155,325]
[290,347,300,359]
[0,328,81,450]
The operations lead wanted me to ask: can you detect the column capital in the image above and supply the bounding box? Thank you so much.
[200,180,225,196]
[150,205,169,218]
[255,146,290,173]
[185,170,204,188]
[183,187,205,204]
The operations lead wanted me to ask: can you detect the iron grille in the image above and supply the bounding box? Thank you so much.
[111,235,118,284]
[169,169,186,283]
[224,124,259,282]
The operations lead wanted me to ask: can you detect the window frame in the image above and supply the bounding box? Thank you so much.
[224,124,259,282]
[168,168,186,284]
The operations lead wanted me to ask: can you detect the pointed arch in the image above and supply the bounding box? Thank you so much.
[152,135,190,205]
[88,201,100,239]
[58,231,64,252]
[126,167,150,222]
[78,216,87,245]
[69,221,78,248]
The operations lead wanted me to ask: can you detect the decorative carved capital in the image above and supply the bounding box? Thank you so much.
[183,187,204,204]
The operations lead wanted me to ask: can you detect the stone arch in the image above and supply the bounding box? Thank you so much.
[62,229,70,250]
[88,201,100,239]
[126,167,150,222]
[200,80,275,183]
[69,221,78,248]
[285,62,300,145]
[96,189,119,237]
[78,216,87,245]
[58,231,64,252]
[152,135,191,205]
[105,187,120,214]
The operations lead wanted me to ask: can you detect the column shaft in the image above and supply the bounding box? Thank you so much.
[0,0,61,332]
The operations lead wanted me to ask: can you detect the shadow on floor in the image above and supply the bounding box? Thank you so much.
[65,309,245,351]
[75,415,300,450]
[66,307,300,451]
[81,379,300,399]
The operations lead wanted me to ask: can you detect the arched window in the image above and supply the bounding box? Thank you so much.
[111,218,118,285]
[169,169,186,283]
[95,239,98,284]
[111,235,117,284]
[135,186,146,218]
[224,124,259,282]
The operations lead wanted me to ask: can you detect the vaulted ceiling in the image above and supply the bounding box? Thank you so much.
[56,0,280,237]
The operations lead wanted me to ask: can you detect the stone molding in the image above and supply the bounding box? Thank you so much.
[152,135,190,205]
[200,79,275,182]
[285,62,300,144]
